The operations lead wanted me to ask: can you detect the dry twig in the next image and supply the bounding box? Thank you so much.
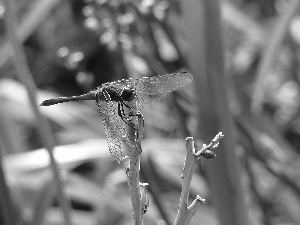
[174,133,223,225]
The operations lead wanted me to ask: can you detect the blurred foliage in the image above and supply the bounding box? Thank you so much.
[1,0,300,225]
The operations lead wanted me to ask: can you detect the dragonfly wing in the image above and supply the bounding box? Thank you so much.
[131,72,192,109]
[97,100,130,163]
[134,93,169,109]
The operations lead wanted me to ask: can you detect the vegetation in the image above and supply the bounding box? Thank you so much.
[1,0,300,225]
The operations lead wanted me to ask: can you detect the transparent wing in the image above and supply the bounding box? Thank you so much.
[135,93,169,109]
[128,72,192,109]
[97,100,130,163]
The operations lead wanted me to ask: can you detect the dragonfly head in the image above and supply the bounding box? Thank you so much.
[121,86,135,102]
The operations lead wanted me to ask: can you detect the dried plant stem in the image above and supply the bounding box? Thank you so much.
[4,1,72,225]
[130,151,142,223]
[175,134,223,225]
[124,144,143,225]
[123,110,145,225]
[174,137,205,225]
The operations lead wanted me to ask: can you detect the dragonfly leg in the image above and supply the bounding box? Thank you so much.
[118,101,145,142]
[121,102,144,140]
[135,112,144,140]
[121,101,134,111]
[118,102,138,130]
[121,100,143,118]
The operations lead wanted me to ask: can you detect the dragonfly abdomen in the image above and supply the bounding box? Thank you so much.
[40,91,96,106]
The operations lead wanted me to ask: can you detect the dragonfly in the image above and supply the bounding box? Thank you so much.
[41,72,193,163]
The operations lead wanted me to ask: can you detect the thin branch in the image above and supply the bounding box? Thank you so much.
[4,1,72,225]
[128,143,143,224]
[174,137,198,225]
[123,108,144,225]
[174,137,205,225]
[195,132,224,158]
[175,134,223,225]
[123,145,143,224]
[185,195,205,224]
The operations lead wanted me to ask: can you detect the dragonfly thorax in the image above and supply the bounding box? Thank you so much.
[99,84,135,102]
[121,86,135,102]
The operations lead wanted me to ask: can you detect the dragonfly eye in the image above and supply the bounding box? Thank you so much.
[121,86,135,101]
